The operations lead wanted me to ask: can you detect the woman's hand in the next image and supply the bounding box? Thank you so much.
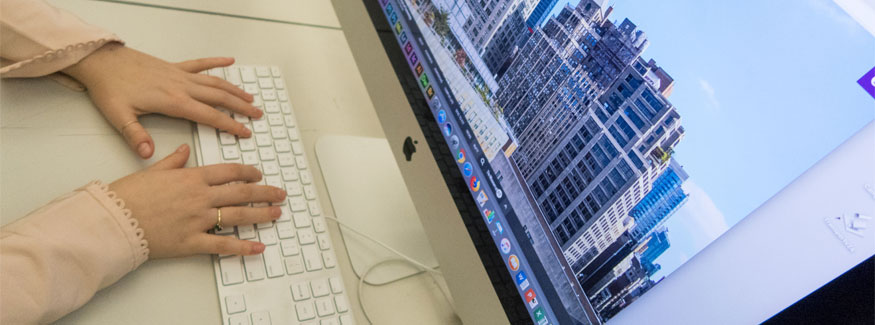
[62,43,261,159]
[110,144,285,258]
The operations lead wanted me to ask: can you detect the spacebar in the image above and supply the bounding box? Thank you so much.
[197,123,221,166]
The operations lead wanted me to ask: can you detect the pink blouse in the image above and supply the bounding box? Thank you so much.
[1,0,150,323]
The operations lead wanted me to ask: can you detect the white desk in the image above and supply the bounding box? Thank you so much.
[0,0,457,323]
[91,0,341,28]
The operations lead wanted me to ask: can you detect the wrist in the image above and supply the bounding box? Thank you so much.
[61,42,126,86]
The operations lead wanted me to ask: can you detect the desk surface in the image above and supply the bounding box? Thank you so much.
[0,0,457,323]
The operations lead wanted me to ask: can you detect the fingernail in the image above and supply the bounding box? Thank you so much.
[271,207,282,219]
[251,243,265,254]
[177,144,188,153]
[138,142,151,157]
[277,189,287,199]
[242,128,252,137]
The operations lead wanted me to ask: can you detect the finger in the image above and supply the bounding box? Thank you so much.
[147,144,191,171]
[206,206,281,230]
[188,84,261,118]
[194,233,265,256]
[172,97,252,137]
[119,120,156,159]
[198,163,262,185]
[210,183,286,207]
[190,73,254,103]
[175,57,235,73]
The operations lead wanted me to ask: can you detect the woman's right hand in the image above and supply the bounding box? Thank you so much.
[110,144,286,258]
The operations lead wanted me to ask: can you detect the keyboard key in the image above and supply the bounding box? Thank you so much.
[278,90,289,101]
[315,298,335,317]
[241,67,257,83]
[226,66,243,85]
[312,217,327,233]
[335,295,350,313]
[285,255,305,274]
[275,140,292,153]
[219,256,244,285]
[267,113,283,126]
[329,277,343,294]
[286,181,303,196]
[308,201,321,216]
[271,127,287,139]
[277,222,295,239]
[234,113,250,124]
[252,120,268,133]
[229,314,249,325]
[321,318,339,325]
[265,176,283,190]
[284,115,295,127]
[263,245,284,278]
[281,239,300,256]
[225,294,246,314]
[295,302,316,321]
[258,228,278,245]
[340,315,353,325]
[220,132,237,145]
[238,225,256,239]
[251,311,271,325]
[300,170,312,184]
[323,252,336,269]
[281,103,293,114]
[252,96,263,108]
[242,151,259,165]
[298,228,316,245]
[264,101,280,113]
[303,185,317,200]
[259,147,276,161]
[274,78,285,89]
[287,126,300,140]
[243,254,265,281]
[262,161,279,175]
[239,137,256,151]
[258,77,273,89]
[282,168,299,181]
[279,205,292,221]
[294,212,311,228]
[244,83,259,95]
[317,234,331,250]
[291,282,310,301]
[278,153,295,167]
[271,66,281,77]
[216,224,235,235]
[302,245,322,271]
[290,197,307,212]
[222,146,241,160]
[311,278,330,297]
[262,89,277,101]
[292,142,305,155]
[255,66,271,77]
[296,157,308,169]
[255,134,273,147]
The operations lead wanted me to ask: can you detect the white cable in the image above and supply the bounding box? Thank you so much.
[322,215,455,324]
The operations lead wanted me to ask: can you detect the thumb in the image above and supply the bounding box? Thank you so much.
[117,119,155,159]
[147,144,191,171]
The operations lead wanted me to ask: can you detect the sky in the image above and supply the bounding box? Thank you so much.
[545,0,874,279]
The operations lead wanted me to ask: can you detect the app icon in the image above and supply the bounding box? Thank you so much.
[456,148,465,163]
[476,191,488,207]
[394,22,403,35]
[469,176,481,191]
[533,307,547,325]
[479,157,486,166]
[409,52,418,65]
[496,188,504,199]
[524,289,538,308]
[420,74,429,88]
[443,123,452,136]
[508,254,520,271]
[463,162,473,177]
[516,271,530,290]
[390,11,398,24]
[437,109,447,123]
[384,3,392,13]
[483,208,495,223]
[495,220,504,234]
[415,63,424,76]
[426,86,434,99]
[404,42,413,54]
[399,31,408,43]
[450,135,460,148]
[528,297,539,309]
[500,238,511,254]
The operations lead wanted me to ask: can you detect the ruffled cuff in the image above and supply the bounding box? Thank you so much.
[79,180,150,268]
[0,37,124,78]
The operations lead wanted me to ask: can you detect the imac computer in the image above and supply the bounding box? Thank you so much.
[332,0,874,323]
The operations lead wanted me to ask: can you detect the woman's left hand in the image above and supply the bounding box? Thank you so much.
[63,43,262,159]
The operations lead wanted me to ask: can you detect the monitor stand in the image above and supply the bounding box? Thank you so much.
[315,135,439,285]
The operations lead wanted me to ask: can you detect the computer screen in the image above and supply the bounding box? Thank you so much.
[373,0,873,323]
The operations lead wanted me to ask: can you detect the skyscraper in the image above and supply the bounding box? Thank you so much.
[628,159,689,240]
[637,228,670,276]
[525,0,559,28]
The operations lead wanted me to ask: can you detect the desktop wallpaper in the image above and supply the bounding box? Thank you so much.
[394,0,873,322]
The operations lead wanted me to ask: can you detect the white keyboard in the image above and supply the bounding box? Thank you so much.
[196,65,353,325]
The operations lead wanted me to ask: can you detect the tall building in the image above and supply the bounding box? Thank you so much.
[525,0,559,28]
[637,228,669,276]
[481,6,528,78]
[500,3,685,273]
[497,2,630,178]
[628,160,688,240]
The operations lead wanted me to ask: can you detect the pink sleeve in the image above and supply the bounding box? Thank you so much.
[0,0,124,78]
[0,181,150,324]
